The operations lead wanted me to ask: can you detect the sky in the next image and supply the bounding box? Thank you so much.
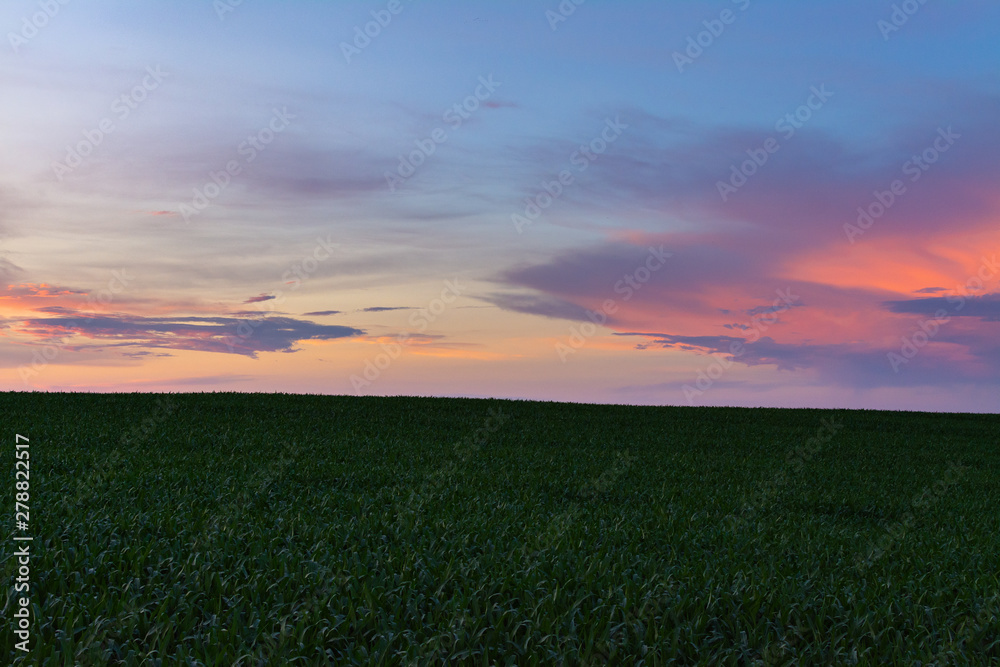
[2,0,999,412]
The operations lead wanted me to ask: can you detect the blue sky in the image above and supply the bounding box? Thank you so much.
[2,1,1000,411]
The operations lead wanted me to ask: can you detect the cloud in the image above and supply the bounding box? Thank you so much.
[618,330,1000,389]
[244,294,277,304]
[504,95,1000,254]
[496,242,680,300]
[45,374,258,390]
[617,332,745,357]
[303,310,341,316]
[481,91,1000,397]
[883,293,1000,321]
[491,240,768,327]
[8,312,364,358]
[478,292,592,322]
[359,306,412,312]
[746,303,803,316]
[0,259,23,281]
[4,283,88,298]
[51,127,390,205]
[230,309,287,316]
[32,306,78,315]
[157,374,255,386]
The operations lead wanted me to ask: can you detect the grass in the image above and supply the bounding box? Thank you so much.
[1,392,998,664]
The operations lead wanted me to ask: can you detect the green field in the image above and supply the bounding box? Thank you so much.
[2,392,998,665]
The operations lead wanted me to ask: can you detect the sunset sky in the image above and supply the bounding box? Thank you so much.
[2,1,999,412]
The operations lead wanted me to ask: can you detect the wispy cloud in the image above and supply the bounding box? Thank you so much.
[244,294,277,304]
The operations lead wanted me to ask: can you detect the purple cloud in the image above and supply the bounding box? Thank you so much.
[11,312,364,358]
[478,292,593,322]
[244,294,277,304]
[883,293,1000,321]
